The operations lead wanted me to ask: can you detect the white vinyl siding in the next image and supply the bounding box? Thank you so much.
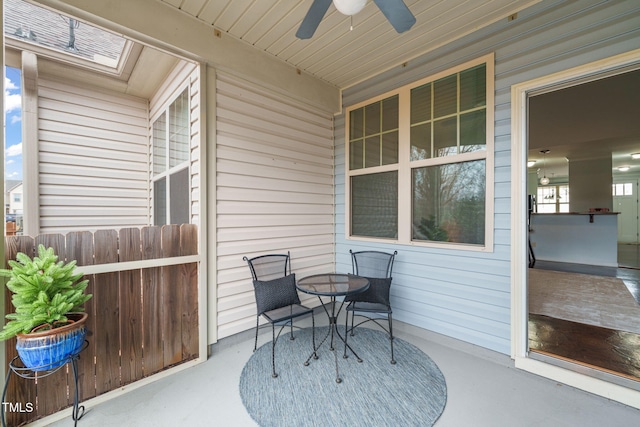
[215,73,334,339]
[38,76,149,232]
[336,0,639,354]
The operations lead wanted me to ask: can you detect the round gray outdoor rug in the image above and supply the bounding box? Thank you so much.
[239,326,447,427]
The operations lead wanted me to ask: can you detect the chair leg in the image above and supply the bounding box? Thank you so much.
[271,324,278,378]
[349,311,355,336]
[389,313,396,365]
[289,319,295,341]
[254,316,259,352]
[311,313,318,360]
[343,311,349,359]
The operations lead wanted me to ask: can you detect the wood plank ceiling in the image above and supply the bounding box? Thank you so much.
[158,0,540,89]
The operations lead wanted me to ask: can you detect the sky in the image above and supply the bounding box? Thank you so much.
[5,66,22,181]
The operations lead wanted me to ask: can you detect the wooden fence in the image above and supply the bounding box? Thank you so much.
[3,224,199,426]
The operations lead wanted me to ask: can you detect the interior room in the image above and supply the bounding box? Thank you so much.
[526,67,640,384]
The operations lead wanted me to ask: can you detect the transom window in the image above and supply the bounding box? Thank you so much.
[612,182,634,196]
[346,54,494,250]
[152,88,190,226]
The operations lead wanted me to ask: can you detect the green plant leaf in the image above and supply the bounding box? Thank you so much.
[0,244,93,340]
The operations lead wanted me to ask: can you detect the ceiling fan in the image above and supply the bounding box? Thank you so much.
[296,0,416,39]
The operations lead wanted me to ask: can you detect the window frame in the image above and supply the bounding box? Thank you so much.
[151,85,191,226]
[345,53,495,251]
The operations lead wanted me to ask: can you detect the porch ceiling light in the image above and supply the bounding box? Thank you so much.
[631,153,640,160]
[618,166,630,172]
[333,0,367,15]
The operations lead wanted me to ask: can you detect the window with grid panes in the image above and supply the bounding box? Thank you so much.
[612,183,634,196]
[349,95,399,238]
[346,55,493,248]
[536,185,569,213]
[152,88,190,225]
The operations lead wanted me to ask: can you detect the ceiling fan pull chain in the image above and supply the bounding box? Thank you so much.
[350,15,354,31]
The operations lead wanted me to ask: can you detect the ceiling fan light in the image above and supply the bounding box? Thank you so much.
[333,0,367,16]
[631,153,640,159]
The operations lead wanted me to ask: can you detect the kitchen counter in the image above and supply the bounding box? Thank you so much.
[529,212,619,267]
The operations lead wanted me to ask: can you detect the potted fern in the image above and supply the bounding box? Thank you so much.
[0,245,92,371]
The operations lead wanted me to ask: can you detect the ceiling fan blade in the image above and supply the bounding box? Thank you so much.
[296,0,333,39]
[372,0,416,33]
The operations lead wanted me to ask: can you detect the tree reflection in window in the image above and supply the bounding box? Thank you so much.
[412,159,486,244]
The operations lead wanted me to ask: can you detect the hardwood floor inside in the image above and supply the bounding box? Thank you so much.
[529,314,640,381]
[529,244,640,382]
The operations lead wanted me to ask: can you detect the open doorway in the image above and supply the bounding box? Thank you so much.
[525,67,640,384]
[4,66,22,236]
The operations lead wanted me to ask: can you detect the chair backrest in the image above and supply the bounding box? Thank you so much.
[350,250,397,279]
[243,252,291,281]
[243,252,299,314]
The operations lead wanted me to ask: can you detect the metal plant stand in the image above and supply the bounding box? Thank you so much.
[2,341,88,427]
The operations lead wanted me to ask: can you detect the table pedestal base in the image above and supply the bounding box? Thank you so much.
[304,297,362,383]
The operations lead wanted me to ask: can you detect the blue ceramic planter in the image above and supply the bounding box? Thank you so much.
[16,312,88,371]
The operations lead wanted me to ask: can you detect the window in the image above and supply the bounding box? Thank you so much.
[349,95,399,239]
[152,88,190,226]
[612,183,634,196]
[13,194,21,203]
[346,55,494,249]
[537,185,569,213]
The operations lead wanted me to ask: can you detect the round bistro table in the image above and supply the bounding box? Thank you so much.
[296,273,369,383]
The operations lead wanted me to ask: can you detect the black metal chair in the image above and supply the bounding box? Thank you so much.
[243,252,316,378]
[344,250,398,364]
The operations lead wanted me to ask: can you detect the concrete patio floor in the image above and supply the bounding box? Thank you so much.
[41,316,639,427]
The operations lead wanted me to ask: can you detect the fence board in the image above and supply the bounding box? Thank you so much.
[141,226,164,376]
[93,230,120,395]
[66,231,96,402]
[162,225,182,367]
[119,228,143,385]
[3,225,199,425]
[180,224,199,360]
[34,234,66,258]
